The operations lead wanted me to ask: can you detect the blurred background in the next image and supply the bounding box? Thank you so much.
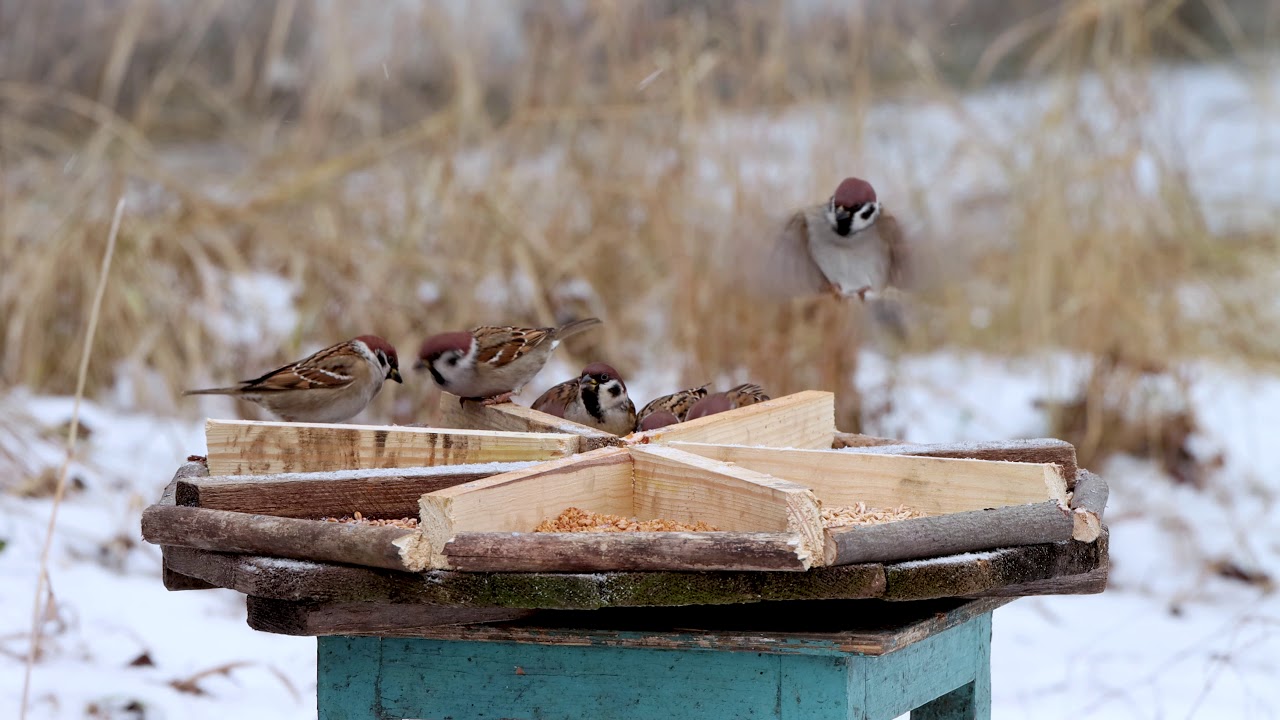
[2,1,1278,718]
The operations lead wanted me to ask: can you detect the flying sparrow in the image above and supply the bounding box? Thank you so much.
[531,362,638,436]
[636,384,709,428]
[761,177,907,301]
[415,318,602,404]
[184,335,403,423]
[685,383,770,421]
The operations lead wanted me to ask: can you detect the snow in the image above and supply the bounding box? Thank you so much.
[4,352,1279,718]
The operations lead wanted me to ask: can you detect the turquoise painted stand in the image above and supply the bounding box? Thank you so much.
[318,599,995,720]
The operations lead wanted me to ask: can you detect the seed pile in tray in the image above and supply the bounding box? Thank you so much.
[534,506,720,533]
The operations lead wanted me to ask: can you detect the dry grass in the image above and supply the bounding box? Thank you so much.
[1,0,1278,436]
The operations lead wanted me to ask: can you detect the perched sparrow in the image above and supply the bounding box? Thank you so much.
[184,335,402,423]
[761,177,906,301]
[415,318,602,404]
[685,383,771,421]
[637,409,680,431]
[635,384,709,429]
[531,362,637,436]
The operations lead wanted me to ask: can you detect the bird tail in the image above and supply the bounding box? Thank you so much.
[182,386,241,396]
[553,317,603,340]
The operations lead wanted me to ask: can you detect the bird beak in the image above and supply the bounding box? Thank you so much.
[389,368,404,383]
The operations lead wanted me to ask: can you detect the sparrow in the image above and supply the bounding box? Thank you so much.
[636,410,680,431]
[761,177,907,301]
[635,384,709,429]
[415,318,602,404]
[531,362,637,436]
[685,383,771,421]
[184,335,403,423]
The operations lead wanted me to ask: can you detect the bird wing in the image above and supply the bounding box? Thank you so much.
[877,210,909,288]
[241,343,363,392]
[752,208,833,299]
[530,379,577,418]
[473,326,555,368]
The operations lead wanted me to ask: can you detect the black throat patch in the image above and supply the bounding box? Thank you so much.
[582,385,605,423]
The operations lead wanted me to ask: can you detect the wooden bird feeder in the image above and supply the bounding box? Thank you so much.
[143,389,1108,590]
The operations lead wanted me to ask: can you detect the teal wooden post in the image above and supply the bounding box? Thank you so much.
[318,611,992,720]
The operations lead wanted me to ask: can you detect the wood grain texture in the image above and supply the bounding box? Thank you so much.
[883,529,1109,601]
[1069,469,1109,542]
[629,445,825,563]
[442,531,810,572]
[175,462,533,518]
[142,504,413,571]
[245,596,532,636]
[969,566,1109,598]
[846,438,1078,489]
[670,441,1069,513]
[436,393,623,451]
[412,446,634,571]
[628,390,836,449]
[204,418,576,475]
[158,461,217,591]
[831,432,901,448]
[160,546,886,608]
[825,501,1074,565]
[370,597,1006,655]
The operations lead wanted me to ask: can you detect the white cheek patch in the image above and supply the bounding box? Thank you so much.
[851,202,881,233]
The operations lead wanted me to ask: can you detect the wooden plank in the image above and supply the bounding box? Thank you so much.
[883,529,1109,601]
[1069,469,1109,542]
[245,596,533,636]
[832,432,901,448]
[442,532,811,572]
[160,546,886,608]
[436,393,622,451]
[408,447,634,571]
[970,567,1109,597]
[845,438,1079,490]
[175,461,536,518]
[159,461,217,591]
[628,390,835,449]
[316,597,1005,655]
[142,504,413,571]
[825,501,1074,565]
[629,445,826,564]
[670,442,1068,514]
[204,418,576,475]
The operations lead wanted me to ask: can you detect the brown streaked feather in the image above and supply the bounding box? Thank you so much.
[241,343,364,392]
[726,383,770,407]
[638,384,710,423]
[472,326,555,366]
[530,378,579,418]
[878,210,909,288]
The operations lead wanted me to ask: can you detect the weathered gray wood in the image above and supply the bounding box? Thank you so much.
[846,438,1079,489]
[175,462,533,518]
[1069,469,1109,542]
[443,532,811,572]
[308,597,1008,655]
[245,596,533,636]
[159,462,217,591]
[970,567,1109,598]
[825,501,1074,566]
[883,529,1109,600]
[142,504,413,571]
[437,393,623,451]
[160,546,887,608]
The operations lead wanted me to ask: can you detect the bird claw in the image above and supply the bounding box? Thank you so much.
[481,392,515,406]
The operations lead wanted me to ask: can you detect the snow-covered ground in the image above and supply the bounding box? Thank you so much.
[2,353,1277,719]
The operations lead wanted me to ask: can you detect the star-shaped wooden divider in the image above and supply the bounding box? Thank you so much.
[146,390,1105,580]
